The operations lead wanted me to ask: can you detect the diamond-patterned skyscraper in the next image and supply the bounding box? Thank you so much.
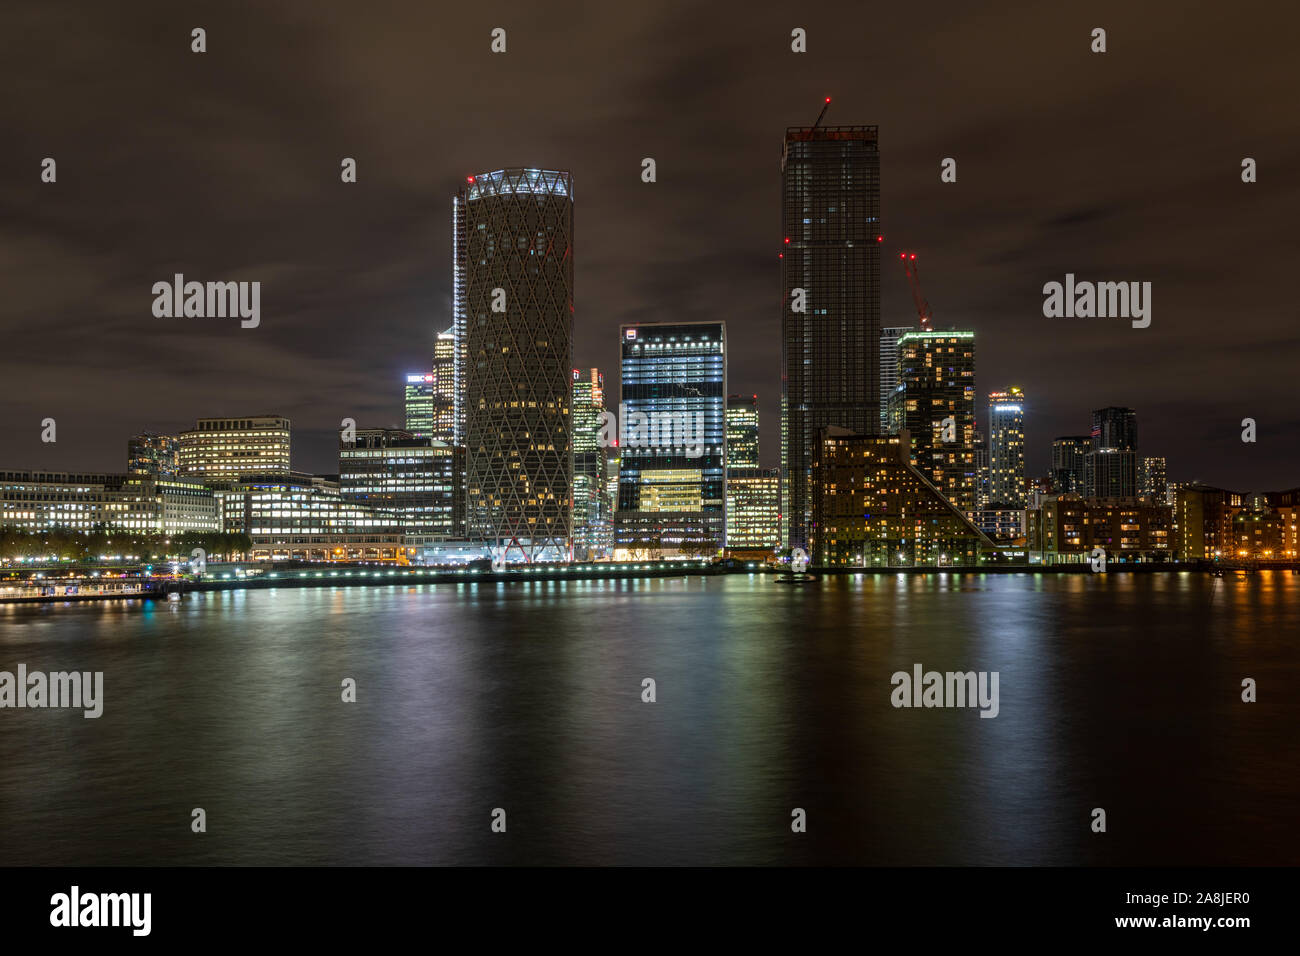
[456,168,574,561]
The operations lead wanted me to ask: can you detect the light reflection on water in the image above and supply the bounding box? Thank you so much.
[0,572,1295,865]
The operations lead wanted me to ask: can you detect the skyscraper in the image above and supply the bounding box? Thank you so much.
[1051,436,1090,494]
[1091,406,1137,452]
[781,120,881,549]
[879,326,912,432]
[432,325,457,444]
[988,387,1027,507]
[403,372,434,439]
[572,368,611,559]
[404,329,457,442]
[456,168,574,560]
[725,394,760,469]
[724,393,776,552]
[886,330,976,512]
[1085,406,1138,498]
[616,322,726,558]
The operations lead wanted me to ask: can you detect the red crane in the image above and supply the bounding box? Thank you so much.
[811,96,831,132]
[900,252,933,331]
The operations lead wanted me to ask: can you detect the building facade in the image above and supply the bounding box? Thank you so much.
[781,122,881,549]
[1051,437,1090,496]
[886,330,977,512]
[403,373,435,440]
[809,428,992,568]
[1140,456,1168,502]
[1084,407,1138,498]
[726,395,760,470]
[0,471,219,536]
[127,433,179,478]
[972,430,990,508]
[221,474,408,563]
[726,467,780,552]
[972,507,1026,542]
[987,387,1026,507]
[432,325,457,444]
[178,416,291,481]
[1032,495,1173,563]
[572,368,612,559]
[616,322,726,558]
[339,427,459,536]
[879,326,912,433]
[457,168,574,561]
[1174,485,1300,562]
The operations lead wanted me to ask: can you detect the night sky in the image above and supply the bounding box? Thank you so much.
[2,1,1297,488]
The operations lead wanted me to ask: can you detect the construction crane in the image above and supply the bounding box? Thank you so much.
[900,252,933,331]
[811,96,831,133]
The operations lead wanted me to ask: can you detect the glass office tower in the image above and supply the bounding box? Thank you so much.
[616,322,726,558]
[572,368,612,559]
[725,394,760,470]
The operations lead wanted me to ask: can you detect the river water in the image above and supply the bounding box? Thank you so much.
[1,571,1296,865]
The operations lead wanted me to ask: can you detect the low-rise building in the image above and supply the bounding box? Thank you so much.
[810,428,993,568]
[220,474,409,563]
[1033,495,1173,563]
[971,507,1026,542]
[0,470,219,536]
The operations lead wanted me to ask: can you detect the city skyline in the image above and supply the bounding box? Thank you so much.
[3,3,1295,490]
[3,0,1298,906]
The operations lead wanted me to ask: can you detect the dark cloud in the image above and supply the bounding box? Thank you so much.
[1,0,1298,490]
